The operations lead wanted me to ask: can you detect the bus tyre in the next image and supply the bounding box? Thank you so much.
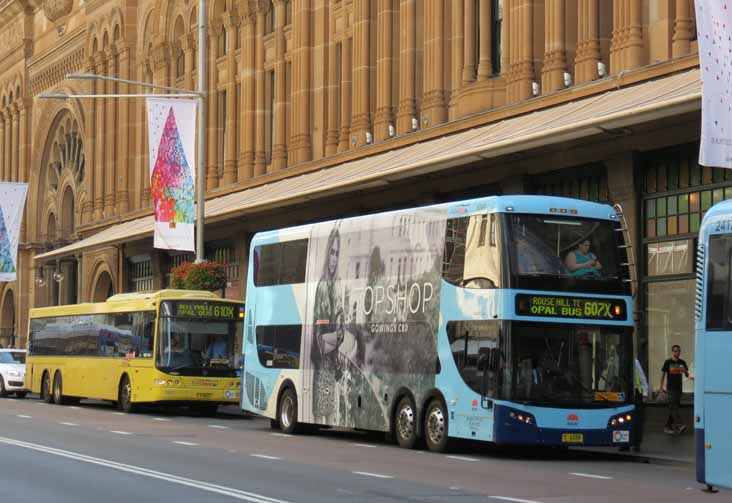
[15,391,27,399]
[118,375,137,413]
[42,372,53,404]
[278,388,301,435]
[424,399,449,453]
[395,396,418,449]
[52,372,65,405]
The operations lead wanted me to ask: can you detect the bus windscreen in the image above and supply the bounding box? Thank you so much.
[508,215,620,281]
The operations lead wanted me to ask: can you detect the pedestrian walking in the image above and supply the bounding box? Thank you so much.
[659,344,689,434]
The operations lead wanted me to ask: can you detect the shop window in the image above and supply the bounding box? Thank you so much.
[531,164,610,203]
[646,240,693,276]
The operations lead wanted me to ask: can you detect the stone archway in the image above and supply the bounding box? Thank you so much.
[0,289,15,348]
[92,271,114,302]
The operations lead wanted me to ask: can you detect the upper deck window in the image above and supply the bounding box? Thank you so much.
[706,234,732,331]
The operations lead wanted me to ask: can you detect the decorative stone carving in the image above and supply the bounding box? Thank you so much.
[43,0,74,22]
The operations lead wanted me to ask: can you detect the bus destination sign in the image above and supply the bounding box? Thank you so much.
[515,294,627,321]
[173,302,242,320]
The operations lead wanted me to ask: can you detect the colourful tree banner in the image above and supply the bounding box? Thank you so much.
[146,98,197,251]
[0,182,28,282]
[696,1,732,168]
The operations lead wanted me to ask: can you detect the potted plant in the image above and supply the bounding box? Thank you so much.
[170,261,227,292]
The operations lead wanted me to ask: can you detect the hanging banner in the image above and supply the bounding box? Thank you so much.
[0,182,28,282]
[696,0,732,168]
[146,98,197,251]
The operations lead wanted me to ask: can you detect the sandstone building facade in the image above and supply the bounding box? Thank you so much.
[0,0,717,393]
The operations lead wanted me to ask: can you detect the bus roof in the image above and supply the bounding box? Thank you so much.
[29,289,243,317]
[701,198,732,238]
[251,195,618,243]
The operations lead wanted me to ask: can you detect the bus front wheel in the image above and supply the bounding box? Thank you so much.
[278,388,301,435]
[118,375,137,413]
[41,372,53,403]
[395,396,418,449]
[424,399,449,453]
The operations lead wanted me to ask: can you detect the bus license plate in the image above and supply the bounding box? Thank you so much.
[561,433,584,444]
[196,393,212,399]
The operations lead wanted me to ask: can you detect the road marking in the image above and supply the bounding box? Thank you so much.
[208,424,229,430]
[59,422,78,427]
[250,454,282,460]
[0,436,290,503]
[17,415,32,419]
[69,406,80,410]
[491,497,544,503]
[153,417,171,422]
[352,471,394,479]
[352,443,377,448]
[270,433,292,438]
[446,455,479,462]
[110,430,133,436]
[570,472,613,480]
[173,441,199,447]
[113,412,125,416]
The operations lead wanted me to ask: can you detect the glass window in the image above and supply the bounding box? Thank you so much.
[646,240,693,276]
[646,280,696,393]
[443,215,502,289]
[447,320,501,396]
[254,239,308,286]
[706,234,732,331]
[510,322,632,405]
[0,351,25,363]
[508,214,619,281]
[255,325,301,369]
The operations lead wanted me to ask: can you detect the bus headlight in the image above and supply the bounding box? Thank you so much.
[509,409,535,425]
[609,413,632,427]
[154,379,170,386]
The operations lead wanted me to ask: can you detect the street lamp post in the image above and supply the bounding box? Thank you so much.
[39,0,208,263]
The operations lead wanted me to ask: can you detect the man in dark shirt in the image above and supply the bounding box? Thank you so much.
[659,344,689,434]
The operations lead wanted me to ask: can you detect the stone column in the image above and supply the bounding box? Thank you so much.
[396,0,416,134]
[254,8,267,176]
[627,0,644,69]
[477,0,493,80]
[84,57,97,221]
[672,0,693,58]
[325,22,339,156]
[612,0,644,72]
[450,0,464,118]
[271,0,288,171]
[104,52,116,217]
[508,0,533,101]
[223,15,238,185]
[117,45,130,214]
[0,112,5,181]
[291,0,313,161]
[351,0,371,147]
[183,35,194,101]
[375,0,395,141]
[10,105,18,181]
[18,101,28,241]
[207,27,220,189]
[575,0,600,84]
[3,110,10,182]
[422,0,447,126]
[239,9,256,180]
[338,36,352,152]
[501,0,510,77]
[542,0,566,93]
[94,54,105,220]
[463,0,477,83]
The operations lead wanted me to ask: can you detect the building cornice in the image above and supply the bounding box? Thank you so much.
[28,25,86,96]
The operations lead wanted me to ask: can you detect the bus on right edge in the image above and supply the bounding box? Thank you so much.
[696,200,732,492]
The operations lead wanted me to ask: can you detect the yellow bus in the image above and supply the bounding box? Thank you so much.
[26,290,244,414]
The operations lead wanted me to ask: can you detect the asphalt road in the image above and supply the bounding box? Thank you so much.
[0,396,728,503]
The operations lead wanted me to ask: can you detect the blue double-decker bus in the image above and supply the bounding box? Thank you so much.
[241,196,635,451]
[695,200,732,491]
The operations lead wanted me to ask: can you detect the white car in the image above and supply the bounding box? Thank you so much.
[0,349,28,398]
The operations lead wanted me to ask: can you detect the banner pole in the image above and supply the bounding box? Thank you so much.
[196,0,207,263]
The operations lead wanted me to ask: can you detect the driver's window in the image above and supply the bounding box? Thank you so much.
[442,214,501,288]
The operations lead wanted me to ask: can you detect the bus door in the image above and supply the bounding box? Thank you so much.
[703,233,732,488]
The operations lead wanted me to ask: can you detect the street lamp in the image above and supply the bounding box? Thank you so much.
[38,0,208,264]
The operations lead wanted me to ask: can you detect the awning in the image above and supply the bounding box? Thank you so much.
[36,69,701,261]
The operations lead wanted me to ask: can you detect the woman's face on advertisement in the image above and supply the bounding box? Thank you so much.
[328,237,340,275]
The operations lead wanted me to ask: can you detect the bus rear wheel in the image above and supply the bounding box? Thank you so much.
[52,372,65,405]
[278,388,301,435]
[118,375,137,413]
[395,396,418,449]
[424,399,449,452]
[41,372,53,403]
